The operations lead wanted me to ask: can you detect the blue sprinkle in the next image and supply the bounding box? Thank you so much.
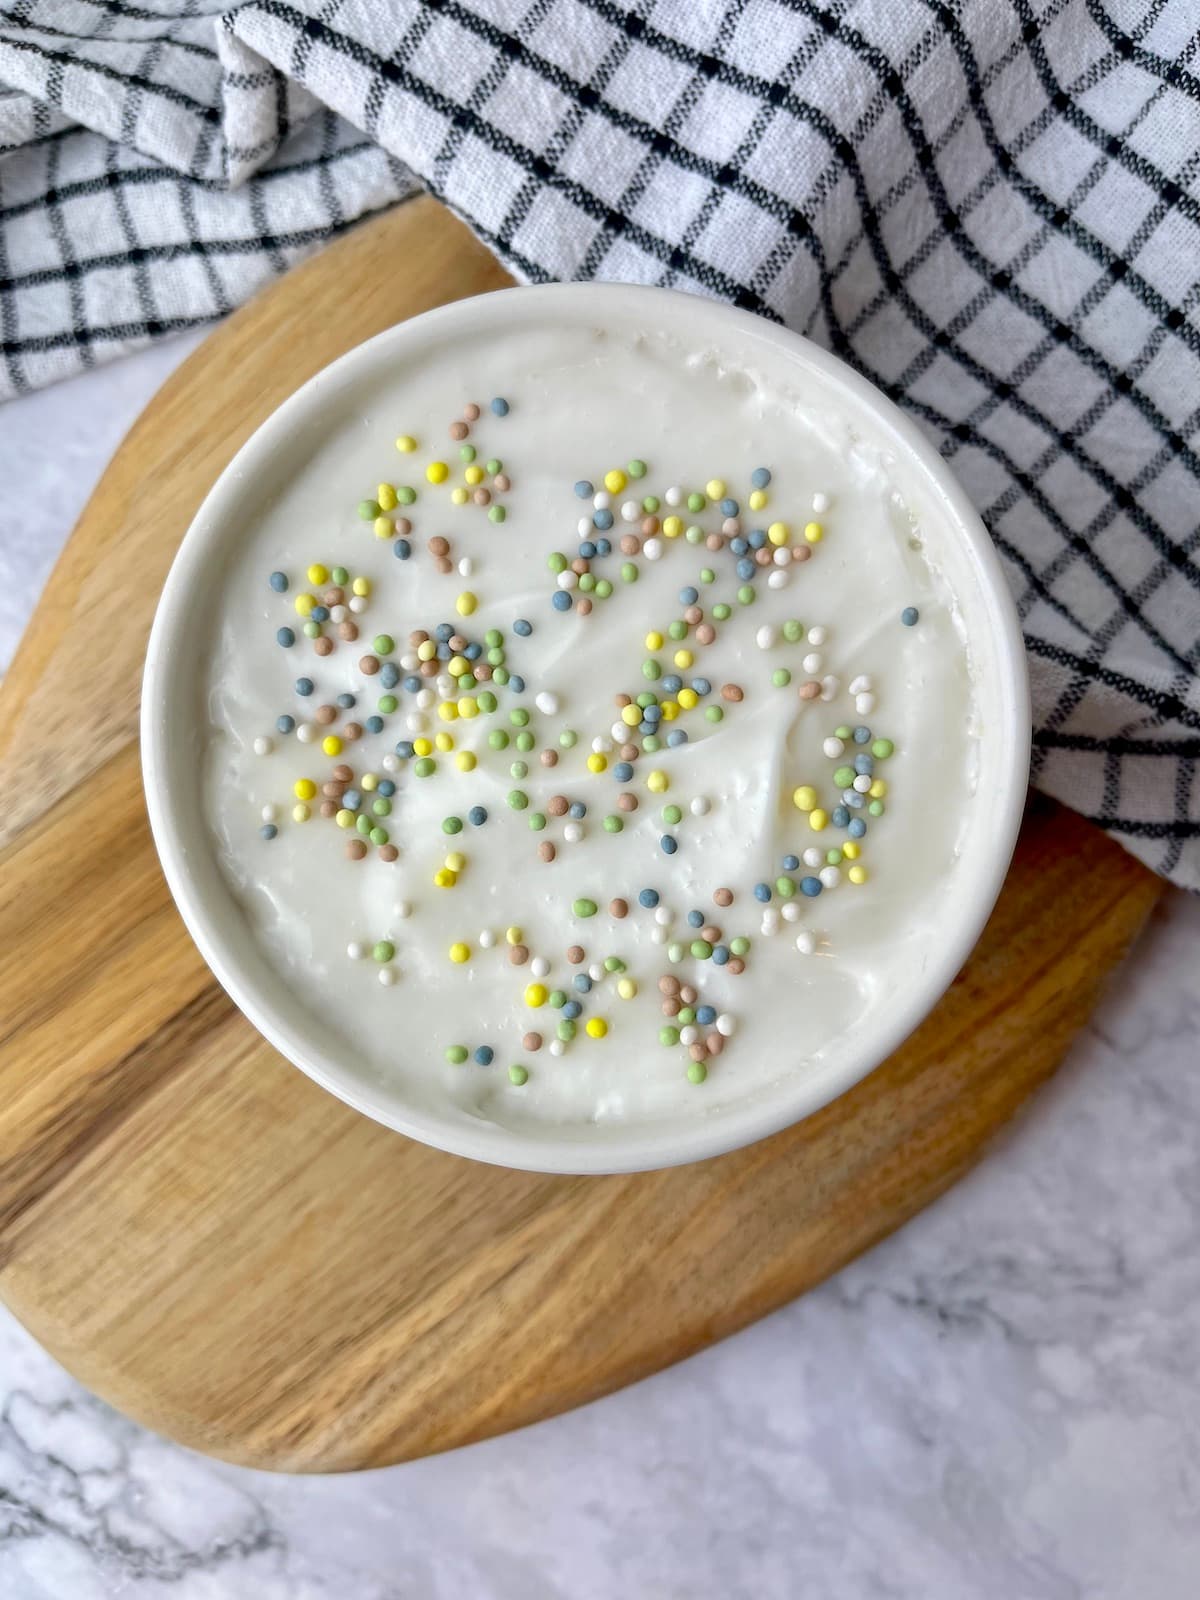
[644,704,661,723]
[490,396,509,416]
[782,854,800,871]
[832,806,850,828]
[720,498,739,517]
[687,910,704,928]
[463,642,482,660]
[260,823,278,840]
[751,466,771,489]
[276,627,295,648]
[311,605,329,623]
[569,801,587,819]
[513,618,532,636]
[573,974,592,994]
[393,538,411,560]
[342,789,361,811]
[337,691,358,707]
[574,480,593,500]
[295,677,313,697]
[579,540,597,559]
[754,882,772,903]
[378,780,396,797]
[595,537,612,556]
[593,508,614,530]
[639,888,660,908]
[468,806,488,826]
[800,876,823,897]
[844,790,864,809]
[269,571,288,592]
[552,590,573,611]
[666,729,688,747]
[854,753,874,775]
[639,721,655,736]
[435,623,454,642]
[730,537,749,556]
[662,674,683,693]
[395,740,415,759]
[712,945,730,966]
[509,674,526,693]
[661,834,678,855]
[563,1000,582,1019]
[379,665,398,690]
[696,1005,717,1026]
[365,716,384,734]
[614,761,634,782]
[901,606,919,626]
[736,558,755,580]
[853,725,872,743]
[748,529,766,550]
[276,714,295,734]
[679,586,699,605]
[848,818,867,839]
[403,675,422,693]
[436,642,451,659]
[475,1045,495,1065]
[691,677,711,696]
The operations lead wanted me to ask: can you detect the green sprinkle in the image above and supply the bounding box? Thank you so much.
[477,690,498,713]
[772,668,791,687]
[687,1062,707,1084]
[510,707,530,727]
[510,760,529,779]
[636,691,656,708]
[369,827,388,846]
[488,505,506,524]
[835,724,852,739]
[659,1026,680,1046]
[557,1019,576,1042]
[872,738,895,759]
[643,659,662,680]
[492,666,510,686]
[834,765,855,788]
[869,800,886,816]
[459,444,476,462]
[677,1006,695,1025]
[356,814,371,835]
[573,897,598,917]
[776,876,796,898]
[579,572,596,593]
[686,491,705,512]
[331,566,349,585]
[643,735,661,752]
[358,499,381,520]
[303,621,320,639]
[730,936,750,956]
[690,939,713,959]
[699,567,715,584]
[663,804,682,825]
[705,705,724,723]
[515,731,534,752]
[549,990,567,1008]
[372,941,394,963]
[529,812,547,831]
[372,797,391,817]
[488,730,509,750]
[548,552,568,574]
[508,1064,529,1086]
[628,459,647,478]
[668,941,686,962]
[737,584,755,604]
[713,602,732,621]
[456,673,473,691]
[413,757,435,777]
[396,485,416,506]
[604,956,625,972]
[378,693,398,713]
[621,562,639,583]
[559,728,578,748]
[668,620,687,641]
[445,1045,468,1064]
[826,848,843,865]
[642,495,660,513]
[782,619,804,642]
[603,814,624,833]
[595,578,613,598]
[443,816,463,834]
[507,789,529,810]
[486,458,502,474]
[485,629,504,648]
[487,646,506,666]
[373,634,394,655]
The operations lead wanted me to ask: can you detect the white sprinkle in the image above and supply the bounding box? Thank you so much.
[621,500,640,522]
[756,624,776,650]
[589,963,604,982]
[407,711,428,733]
[803,847,823,868]
[592,490,611,510]
[761,908,780,935]
[394,901,412,919]
[378,967,398,987]
[643,537,663,561]
[400,651,418,670]
[767,569,789,589]
[802,652,822,674]
[820,866,842,888]
[531,956,550,978]
[550,1039,566,1057]
[381,753,399,773]
[722,517,741,536]
[690,795,711,816]
[416,688,435,710]
[261,804,277,823]
[807,624,827,646]
[820,675,840,701]
[330,604,348,623]
[563,821,584,844]
[781,900,801,923]
[347,941,365,960]
[853,774,872,793]
[855,691,877,715]
[823,736,845,758]
[651,925,668,945]
[436,674,456,698]
[557,569,577,590]
[795,930,817,955]
[665,485,683,506]
[772,547,790,566]
[536,691,560,715]
[610,720,627,742]
[654,905,673,926]
[296,722,316,743]
[592,734,613,754]
[253,735,273,756]
[349,595,368,614]
[458,556,473,577]
[811,492,829,514]
[478,929,495,949]
[680,1025,699,1046]
[577,516,592,537]
[716,1013,736,1037]
[849,674,872,695]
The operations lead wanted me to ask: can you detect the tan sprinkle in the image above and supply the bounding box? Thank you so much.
[508,944,529,965]
[610,898,629,919]
[463,402,481,421]
[714,887,733,907]
[313,636,334,656]
[721,683,744,702]
[567,945,585,965]
[538,841,556,862]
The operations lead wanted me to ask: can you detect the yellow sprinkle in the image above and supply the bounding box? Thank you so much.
[748,489,768,511]
[373,516,392,539]
[294,592,315,617]
[662,515,683,538]
[451,487,469,505]
[449,941,471,963]
[793,785,817,812]
[447,655,468,676]
[506,926,523,946]
[306,563,329,585]
[464,464,484,486]
[376,484,397,511]
[587,753,608,774]
[438,700,459,722]
[457,751,477,772]
[604,468,627,494]
[617,977,638,1000]
[458,696,479,719]
[434,731,455,752]
[418,639,437,661]
[767,521,789,546]
[842,840,861,860]
[804,521,824,544]
[869,779,888,798]
[848,864,868,885]
[677,687,698,710]
[413,738,433,757]
[293,778,316,801]
[674,649,693,669]
[585,1017,608,1039]
[456,591,477,616]
[396,434,417,453]
[445,851,466,872]
[426,461,449,484]
[361,772,378,792]
[645,630,664,650]
[292,803,310,823]
[809,808,829,831]
[524,983,548,1007]
[660,700,679,721]
[352,576,371,597]
[706,478,726,500]
[435,868,458,888]
[621,704,641,726]
[322,735,343,756]
[335,809,354,829]
[646,769,668,793]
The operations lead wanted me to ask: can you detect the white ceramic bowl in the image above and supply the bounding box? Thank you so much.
[142,284,1029,1175]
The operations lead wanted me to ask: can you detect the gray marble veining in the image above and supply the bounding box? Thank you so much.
[1,345,1197,1600]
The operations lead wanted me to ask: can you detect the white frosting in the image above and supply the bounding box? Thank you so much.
[202,321,977,1134]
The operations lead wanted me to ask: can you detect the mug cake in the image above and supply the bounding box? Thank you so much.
[145,286,1028,1171]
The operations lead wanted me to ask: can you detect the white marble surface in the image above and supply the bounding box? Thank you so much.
[1,343,1198,1599]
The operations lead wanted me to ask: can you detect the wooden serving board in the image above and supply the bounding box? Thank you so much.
[0,196,1162,1472]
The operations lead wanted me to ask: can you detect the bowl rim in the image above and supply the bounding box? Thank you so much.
[142,281,1031,1175]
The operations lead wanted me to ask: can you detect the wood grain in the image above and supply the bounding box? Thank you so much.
[0,195,1163,1471]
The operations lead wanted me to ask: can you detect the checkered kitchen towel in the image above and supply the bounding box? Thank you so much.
[2,2,1198,889]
